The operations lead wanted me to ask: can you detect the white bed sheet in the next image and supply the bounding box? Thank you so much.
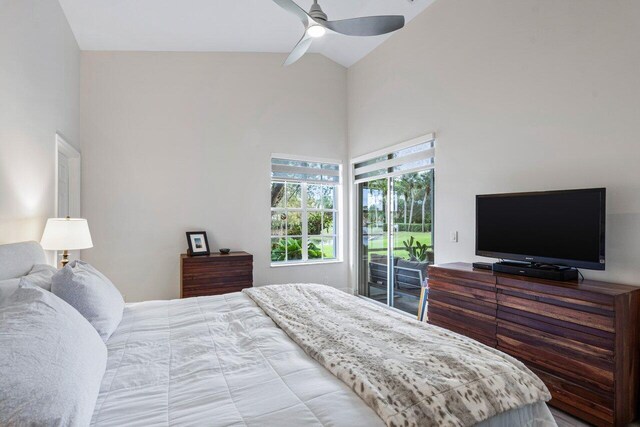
[91,292,556,427]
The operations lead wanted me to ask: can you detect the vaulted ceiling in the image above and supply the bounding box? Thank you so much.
[58,0,435,67]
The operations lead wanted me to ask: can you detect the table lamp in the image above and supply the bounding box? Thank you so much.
[40,217,93,267]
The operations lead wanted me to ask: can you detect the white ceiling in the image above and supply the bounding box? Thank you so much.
[58,0,435,68]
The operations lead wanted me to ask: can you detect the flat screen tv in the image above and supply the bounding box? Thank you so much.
[476,188,606,270]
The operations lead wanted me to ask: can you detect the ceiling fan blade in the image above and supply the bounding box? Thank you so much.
[284,33,313,66]
[323,15,405,37]
[272,0,312,26]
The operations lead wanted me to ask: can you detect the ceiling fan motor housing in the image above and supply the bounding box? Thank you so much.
[309,1,327,21]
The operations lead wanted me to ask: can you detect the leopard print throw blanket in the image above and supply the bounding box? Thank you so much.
[243,284,550,427]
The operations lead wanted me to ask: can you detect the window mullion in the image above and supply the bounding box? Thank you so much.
[301,183,309,261]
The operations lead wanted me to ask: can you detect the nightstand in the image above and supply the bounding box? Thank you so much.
[180,252,253,298]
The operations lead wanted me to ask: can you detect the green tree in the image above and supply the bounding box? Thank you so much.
[394,179,410,228]
[406,174,417,227]
[271,182,285,207]
[366,179,387,228]
[416,171,432,232]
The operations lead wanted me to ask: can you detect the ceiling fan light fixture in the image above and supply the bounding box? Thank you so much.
[307,25,326,38]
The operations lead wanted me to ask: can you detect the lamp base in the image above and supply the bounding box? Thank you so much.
[60,250,69,268]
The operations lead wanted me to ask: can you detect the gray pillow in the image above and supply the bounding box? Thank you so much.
[51,260,125,342]
[0,285,107,426]
[19,263,58,291]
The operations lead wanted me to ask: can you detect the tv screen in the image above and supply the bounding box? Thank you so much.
[476,188,606,270]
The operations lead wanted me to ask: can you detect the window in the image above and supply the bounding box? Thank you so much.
[353,137,434,183]
[271,156,341,265]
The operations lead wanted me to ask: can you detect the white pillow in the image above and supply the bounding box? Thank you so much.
[0,264,57,302]
[0,241,46,280]
[19,263,58,291]
[51,260,125,341]
[0,285,107,426]
[0,277,20,303]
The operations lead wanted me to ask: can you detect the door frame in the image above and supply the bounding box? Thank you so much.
[53,133,81,265]
[349,132,436,302]
[55,133,81,218]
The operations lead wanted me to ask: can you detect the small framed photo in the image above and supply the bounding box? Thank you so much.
[186,231,210,256]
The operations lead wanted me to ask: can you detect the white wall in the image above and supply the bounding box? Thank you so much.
[348,0,640,285]
[80,52,348,301]
[0,0,80,244]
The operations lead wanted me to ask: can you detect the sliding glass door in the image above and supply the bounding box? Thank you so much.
[389,170,434,313]
[355,137,435,316]
[358,179,389,305]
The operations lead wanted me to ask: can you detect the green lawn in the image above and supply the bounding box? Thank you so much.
[366,231,432,259]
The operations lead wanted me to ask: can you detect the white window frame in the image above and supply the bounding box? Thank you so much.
[270,154,343,267]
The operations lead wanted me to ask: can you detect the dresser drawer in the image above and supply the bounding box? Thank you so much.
[497,320,614,365]
[428,289,497,317]
[181,252,253,298]
[182,274,253,288]
[430,265,495,283]
[428,304,496,343]
[497,276,616,307]
[496,286,615,333]
[183,260,252,274]
[497,319,614,392]
[429,316,497,347]
[429,277,496,303]
[497,306,615,350]
[531,368,614,427]
[183,283,252,298]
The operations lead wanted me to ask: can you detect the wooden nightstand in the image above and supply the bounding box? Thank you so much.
[180,252,253,298]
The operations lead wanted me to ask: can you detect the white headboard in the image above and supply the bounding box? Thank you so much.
[0,241,46,280]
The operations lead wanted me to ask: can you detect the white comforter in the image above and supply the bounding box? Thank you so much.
[91,292,556,426]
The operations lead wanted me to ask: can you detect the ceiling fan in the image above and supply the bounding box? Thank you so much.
[273,0,405,66]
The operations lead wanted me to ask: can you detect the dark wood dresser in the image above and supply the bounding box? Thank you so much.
[180,252,253,298]
[428,263,640,427]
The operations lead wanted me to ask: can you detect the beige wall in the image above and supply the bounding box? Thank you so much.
[348,0,640,285]
[80,52,348,301]
[0,0,80,244]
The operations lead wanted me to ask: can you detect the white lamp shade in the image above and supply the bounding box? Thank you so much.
[40,218,93,251]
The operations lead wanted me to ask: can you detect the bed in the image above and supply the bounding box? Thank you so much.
[0,242,557,426]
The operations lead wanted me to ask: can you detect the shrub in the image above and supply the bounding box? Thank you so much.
[402,236,430,262]
[271,238,322,262]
